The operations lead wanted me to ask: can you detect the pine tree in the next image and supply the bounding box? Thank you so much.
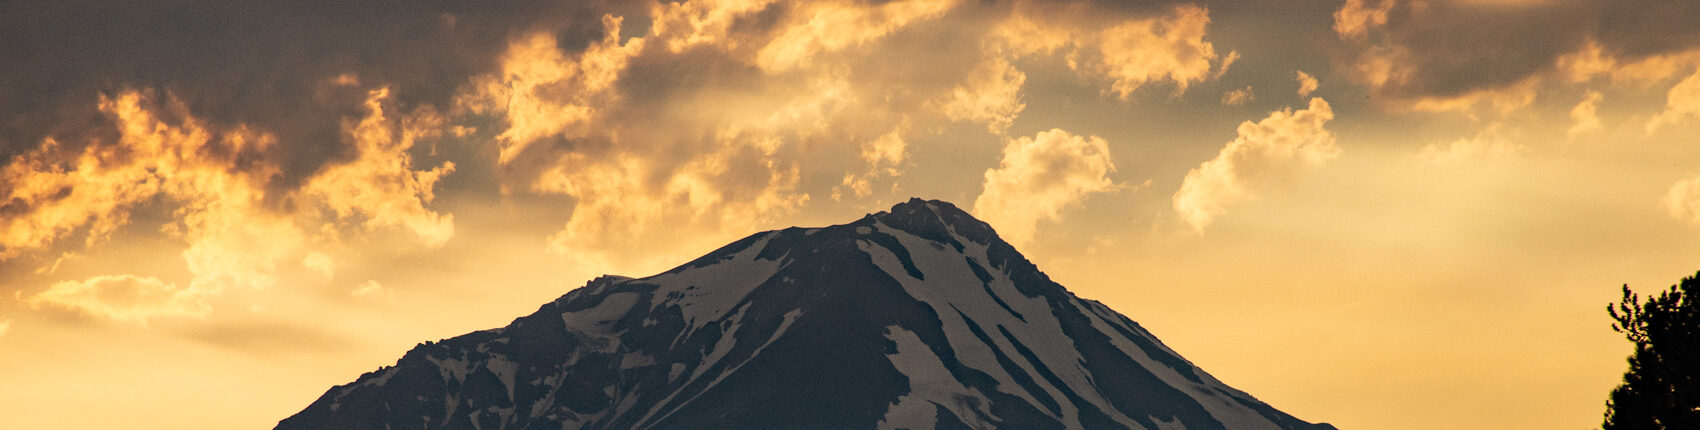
[1604,272,1700,429]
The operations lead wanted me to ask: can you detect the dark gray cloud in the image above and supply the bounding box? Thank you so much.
[1336,0,1700,103]
[1596,1,1700,59]
[0,0,620,194]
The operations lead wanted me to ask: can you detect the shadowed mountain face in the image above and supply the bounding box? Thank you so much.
[278,199,1335,430]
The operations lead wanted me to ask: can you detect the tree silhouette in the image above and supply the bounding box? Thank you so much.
[1604,272,1700,429]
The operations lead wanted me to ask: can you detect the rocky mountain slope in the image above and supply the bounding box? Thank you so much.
[278,199,1334,430]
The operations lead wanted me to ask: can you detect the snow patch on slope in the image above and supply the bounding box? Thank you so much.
[859,221,1137,427]
[1070,299,1282,430]
[564,292,640,331]
[635,308,805,429]
[485,355,520,402]
[645,232,787,330]
[878,325,995,430]
[859,209,1296,430]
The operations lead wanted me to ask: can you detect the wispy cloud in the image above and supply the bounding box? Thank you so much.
[1222,86,1255,106]
[28,274,207,323]
[1420,124,1523,164]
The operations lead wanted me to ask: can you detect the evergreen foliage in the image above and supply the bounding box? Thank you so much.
[1604,272,1700,429]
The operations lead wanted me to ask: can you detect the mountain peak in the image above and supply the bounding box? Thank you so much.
[279,198,1333,430]
[867,198,1001,247]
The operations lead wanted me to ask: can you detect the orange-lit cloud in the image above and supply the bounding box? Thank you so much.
[1173,98,1338,232]
[301,252,336,277]
[468,17,814,272]
[1648,68,1700,134]
[940,57,1028,134]
[28,274,208,323]
[645,0,778,53]
[2,87,454,323]
[1093,5,1217,98]
[1568,91,1605,139]
[0,91,289,286]
[1558,40,1700,85]
[998,4,1220,99]
[450,1,1231,274]
[1664,174,1700,229]
[1330,0,1700,112]
[1296,70,1320,97]
[350,280,386,298]
[1420,124,1523,164]
[839,127,912,200]
[1332,0,1391,40]
[1215,50,1241,80]
[469,21,639,166]
[973,129,1117,246]
[35,252,83,276]
[303,88,456,246]
[0,92,231,260]
[755,0,958,72]
[1221,86,1254,106]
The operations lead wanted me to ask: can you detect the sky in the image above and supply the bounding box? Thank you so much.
[3,0,1700,428]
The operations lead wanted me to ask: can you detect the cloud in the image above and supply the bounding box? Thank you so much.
[1648,68,1700,134]
[1569,91,1605,139]
[1665,173,1700,228]
[301,253,336,277]
[0,0,610,193]
[1214,50,1241,80]
[470,22,639,166]
[1089,5,1218,99]
[1330,0,1700,110]
[0,318,9,338]
[35,252,82,276]
[177,317,356,355]
[0,91,275,260]
[449,0,1227,273]
[1332,0,1392,40]
[3,0,1234,300]
[1420,124,1523,164]
[0,89,453,256]
[351,280,386,298]
[997,4,1220,99]
[302,88,456,246]
[0,0,599,322]
[1557,40,1700,85]
[837,126,912,201]
[974,129,1117,247]
[1173,98,1338,232]
[1296,70,1320,97]
[0,87,455,322]
[1221,86,1255,106]
[754,0,959,73]
[28,275,208,323]
[466,18,817,272]
[940,57,1028,134]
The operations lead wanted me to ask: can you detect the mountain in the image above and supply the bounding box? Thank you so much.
[278,198,1334,430]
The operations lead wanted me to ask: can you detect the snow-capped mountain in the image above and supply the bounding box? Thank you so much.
[278,198,1334,430]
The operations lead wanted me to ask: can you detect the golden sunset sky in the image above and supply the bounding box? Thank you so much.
[4,0,1700,428]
